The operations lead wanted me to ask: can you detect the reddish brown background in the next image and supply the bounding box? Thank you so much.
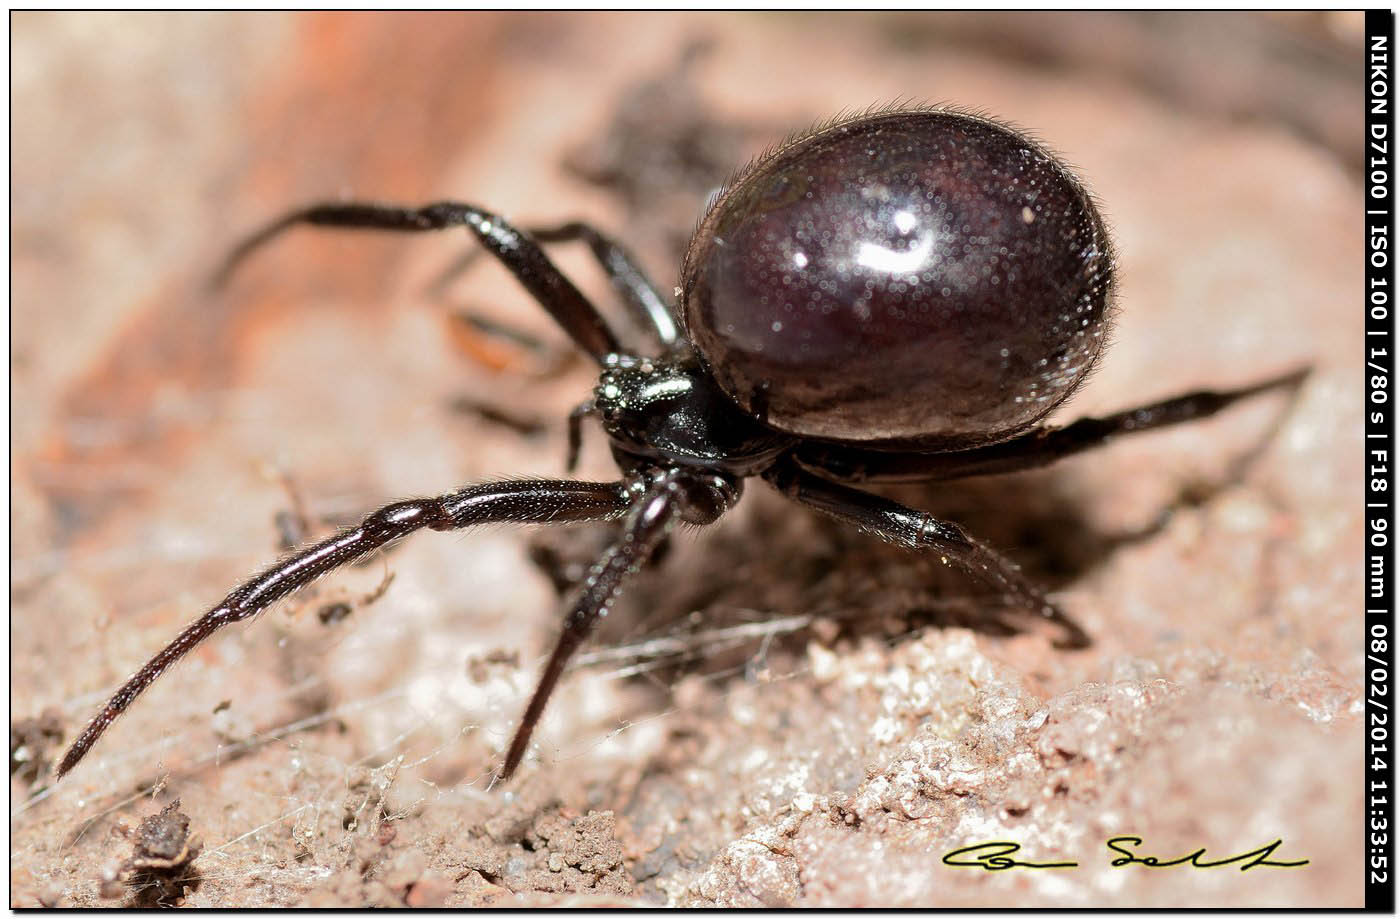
[12,12,1364,907]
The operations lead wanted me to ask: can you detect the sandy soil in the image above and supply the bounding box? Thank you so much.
[11,12,1364,907]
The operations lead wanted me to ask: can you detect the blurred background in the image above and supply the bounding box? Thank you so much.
[12,12,1365,907]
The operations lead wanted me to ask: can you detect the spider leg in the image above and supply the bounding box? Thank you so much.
[213,201,623,363]
[500,468,740,780]
[429,221,681,351]
[56,478,637,780]
[520,223,680,349]
[794,366,1311,483]
[764,459,1090,649]
[565,400,598,474]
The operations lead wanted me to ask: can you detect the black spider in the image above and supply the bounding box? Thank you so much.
[57,106,1306,783]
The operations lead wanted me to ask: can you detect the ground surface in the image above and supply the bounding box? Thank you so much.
[12,11,1365,907]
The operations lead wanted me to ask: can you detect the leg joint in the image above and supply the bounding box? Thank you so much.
[367,500,450,533]
[918,516,970,549]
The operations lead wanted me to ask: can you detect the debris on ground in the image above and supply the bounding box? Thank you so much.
[101,800,202,908]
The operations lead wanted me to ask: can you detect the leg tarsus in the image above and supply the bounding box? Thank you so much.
[56,478,636,780]
[764,461,1090,649]
[214,201,623,363]
[497,468,740,781]
[497,472,676,780]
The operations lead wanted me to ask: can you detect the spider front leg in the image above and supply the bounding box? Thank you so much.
[56,479,637,780]
[517,222,680,349]
[500,468,741,780]
[428,220,680,351]
[214,201,624,363]
[764,460,1090,649]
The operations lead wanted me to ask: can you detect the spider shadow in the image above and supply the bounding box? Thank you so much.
[526,464,1183,708]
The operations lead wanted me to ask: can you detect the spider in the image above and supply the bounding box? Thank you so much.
[57,106,1307,783]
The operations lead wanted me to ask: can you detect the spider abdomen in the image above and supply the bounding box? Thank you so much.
[680,107,1115,447]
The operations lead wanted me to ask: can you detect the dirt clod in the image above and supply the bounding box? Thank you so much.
[503,810,634,898]
[103,799,202,908]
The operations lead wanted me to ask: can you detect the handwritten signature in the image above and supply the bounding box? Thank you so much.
[942,837,1309,872]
